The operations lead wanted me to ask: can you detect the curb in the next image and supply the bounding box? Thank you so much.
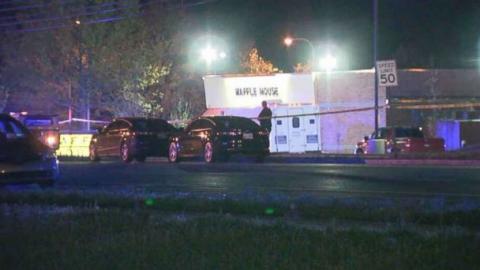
[366,159,480,167]
[266,156,365,164]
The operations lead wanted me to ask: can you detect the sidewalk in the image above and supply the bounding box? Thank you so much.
[268,151,480,166]
[267,153,365,164]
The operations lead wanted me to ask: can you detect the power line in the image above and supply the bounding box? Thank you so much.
[0,0,137,22]
[0,0,37,7]
[0,0,79,13]
[3,0,219,33]
[0,0,150,27]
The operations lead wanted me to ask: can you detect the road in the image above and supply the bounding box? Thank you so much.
[56,159,480,198]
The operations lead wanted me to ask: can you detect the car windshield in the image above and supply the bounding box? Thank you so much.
[395,128,424,138]
[23,118,53,127]
[212,117,260,131]
[0,118,28,138]
[130,119,174,132]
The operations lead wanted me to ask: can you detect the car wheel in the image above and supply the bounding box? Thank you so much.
[355,148,364,155]
[89,146,100,161]
[168,142,180,163]
[203,142,216,163]
[136,155,146,162]
[120,141,133,163]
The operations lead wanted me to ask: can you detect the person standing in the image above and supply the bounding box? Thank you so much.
[258,100,272,132]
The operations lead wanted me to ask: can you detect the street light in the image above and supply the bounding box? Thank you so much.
[200,45,227,74]
[284,36,316,67]
[200,46,226,64]
[284,37,294,47]
[319,54,337,72]
[200,46,219,65]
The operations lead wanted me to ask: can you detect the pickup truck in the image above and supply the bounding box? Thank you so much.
[355,127,445,154]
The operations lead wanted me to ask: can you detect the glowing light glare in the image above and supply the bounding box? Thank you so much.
[284,37,293,46]
[200,46,218,64]
[145,198,155,206]
[75,19,81,25]
[265,208,275,215]
[319,54,337,71]
[46,136,56,146]
[219,51,227,59]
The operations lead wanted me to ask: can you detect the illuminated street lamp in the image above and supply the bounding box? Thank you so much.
[200,46,226,65]
[284,37,294,47]
[284,36,315,66]
[199,45,227,75]
[200,46,218,64]
[319,54,337,72]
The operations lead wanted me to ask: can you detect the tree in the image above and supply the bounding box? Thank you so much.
[0,83,9,113]
[241,48,280,74]
[293,63,312,73]
[0,0,206,121]
[162,76,205,121]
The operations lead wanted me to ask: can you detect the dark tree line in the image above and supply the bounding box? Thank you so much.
[0,0,206,122]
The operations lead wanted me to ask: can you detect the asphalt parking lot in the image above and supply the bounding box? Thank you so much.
[43,158,480,198]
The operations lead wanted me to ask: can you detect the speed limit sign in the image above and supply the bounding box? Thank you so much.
[376,60,398,87]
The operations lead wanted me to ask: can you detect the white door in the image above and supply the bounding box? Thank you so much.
[304,113,320,151]
[271,107,289,153]
[288,108,306,153]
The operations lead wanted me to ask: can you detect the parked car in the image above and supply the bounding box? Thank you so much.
[0,113,59,187]
[22,114,60,150]
[167,116,270,163]
[355,127,445,154]
[89,117,177,163]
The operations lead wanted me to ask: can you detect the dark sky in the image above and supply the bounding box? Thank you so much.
[186,0,480,71]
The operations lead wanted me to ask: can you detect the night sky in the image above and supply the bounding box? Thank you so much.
[186,0,480,71]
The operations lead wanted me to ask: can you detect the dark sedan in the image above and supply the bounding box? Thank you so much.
[89,118,177,163]
[168,116,270,163]
[0,114,59,187]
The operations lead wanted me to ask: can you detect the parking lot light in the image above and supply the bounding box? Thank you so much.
[201,46,219,65]
[320,54,337,72]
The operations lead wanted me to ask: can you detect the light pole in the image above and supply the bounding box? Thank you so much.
[373,0,379,133]
[284,37,316,68]
[74,19,91,131]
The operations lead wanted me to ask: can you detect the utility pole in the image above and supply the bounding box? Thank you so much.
[373,0,379,133]
[75,19,90,131]
[68,80,72,131]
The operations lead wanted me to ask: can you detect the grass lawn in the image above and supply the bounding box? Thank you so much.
[1,208,480,270]
[2,191,480,228]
